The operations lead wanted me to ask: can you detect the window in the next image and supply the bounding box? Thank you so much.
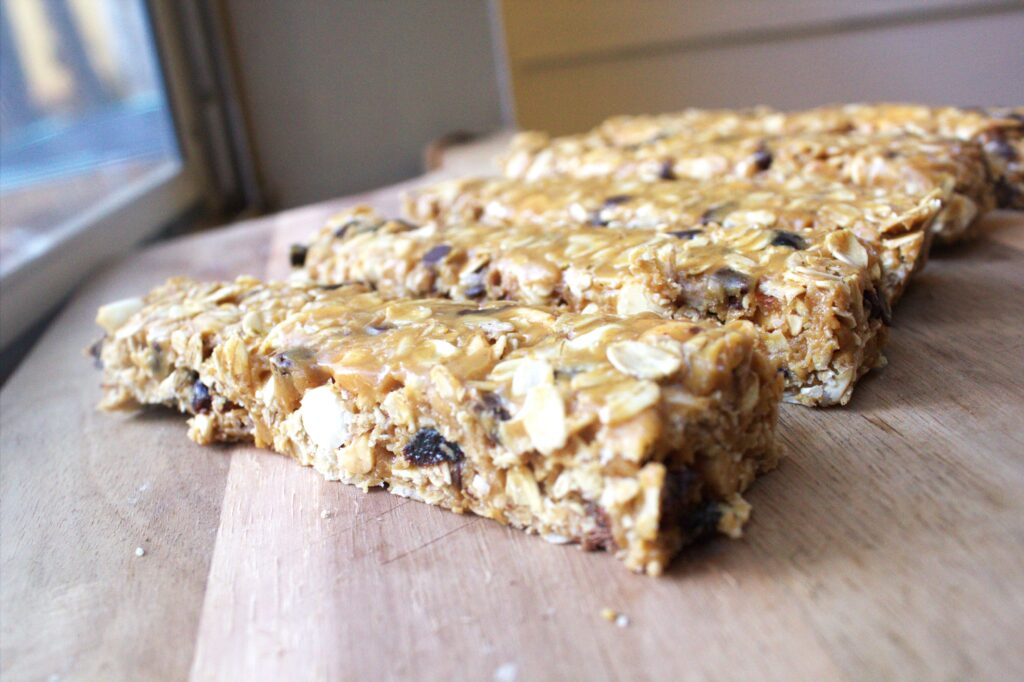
[0,0,251,350]
[1,0,181,277]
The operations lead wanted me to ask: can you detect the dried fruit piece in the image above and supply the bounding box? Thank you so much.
[290,244,308,267]
[422,244,452,265]
[191,378,212,414]
[771,230,807,249]
[403,427,464,466]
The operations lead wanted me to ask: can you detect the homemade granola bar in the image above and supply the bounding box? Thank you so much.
[512,103,1024,210]
[93,276,781,574]
[404,175,943,305]
[503,130,991,244]
[298,207,887,406]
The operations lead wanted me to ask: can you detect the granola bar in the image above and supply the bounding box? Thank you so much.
[299,207,888,406]
[404,175,942,306]
[93,276,781,574]
[503,129,991,244]
[516,103,1024,210]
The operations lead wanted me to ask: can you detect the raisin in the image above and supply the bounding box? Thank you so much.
[88,338,104,369]
[422,244,452,265]
[994,177,1020,208]
[191,379,212,414]
[457,304,514,316]
[751,144,773,171]
[393,218,419,231]
[669,228,702,240]
[712,267,750,298]
[403,428,464,466]
[771,230,807,250]
[270,347,316,375]
[603,194,632,208]
[980,132,1018,162]
[588,209,608,227]
[699,201,736,225]
[581,503,616,551]
[334,218,383,238]
[658,159,677,180]
[319,283,347,291]
[464,283,486,299]
[366,323,394,335]
[289,244,307,268]
[477,392,510,422]
[682,501,722,540]
[863,288,892,326]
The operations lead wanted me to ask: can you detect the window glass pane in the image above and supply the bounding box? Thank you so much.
[0,0,180,275]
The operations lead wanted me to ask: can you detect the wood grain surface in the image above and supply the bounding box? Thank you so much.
[2,135,1023,681]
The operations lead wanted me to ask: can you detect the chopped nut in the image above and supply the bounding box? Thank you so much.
[299,385,353,450]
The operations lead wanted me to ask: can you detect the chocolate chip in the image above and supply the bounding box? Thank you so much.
[422,244,452,265]
[658,159,676,180]
[289,244,307,268]
[403,428,464,466]
[863,288,892,326]
[603,194,632,208]
[751,143,773,171]
[191,379,212,414]
[770,230,807,250]
[669,228,702,240]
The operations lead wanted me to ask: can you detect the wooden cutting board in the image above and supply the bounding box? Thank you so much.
[3,134,1024,681]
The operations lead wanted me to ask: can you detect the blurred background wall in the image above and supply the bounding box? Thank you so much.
[221,0,505,209]
[220,0,1023,209]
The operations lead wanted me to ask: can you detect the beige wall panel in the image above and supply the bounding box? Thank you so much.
[509,10,1024,134]
[502,0,1002,64]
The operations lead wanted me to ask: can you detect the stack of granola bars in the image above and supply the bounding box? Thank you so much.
[94,104,1022,573]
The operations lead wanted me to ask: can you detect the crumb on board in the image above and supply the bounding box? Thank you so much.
[493,662,518,682]
[600,607,630,627]
[135,547,145,557]
[320,509,333,519]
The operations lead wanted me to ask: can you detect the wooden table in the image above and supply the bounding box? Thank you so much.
[3,134,1024,681]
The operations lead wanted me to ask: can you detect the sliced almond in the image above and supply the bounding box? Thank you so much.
[521,383,567,454]
[96,297,143,333]
[825,230,869,269]
[599,381,661,424]
[512,358,554,396]
[606,340,682,380]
